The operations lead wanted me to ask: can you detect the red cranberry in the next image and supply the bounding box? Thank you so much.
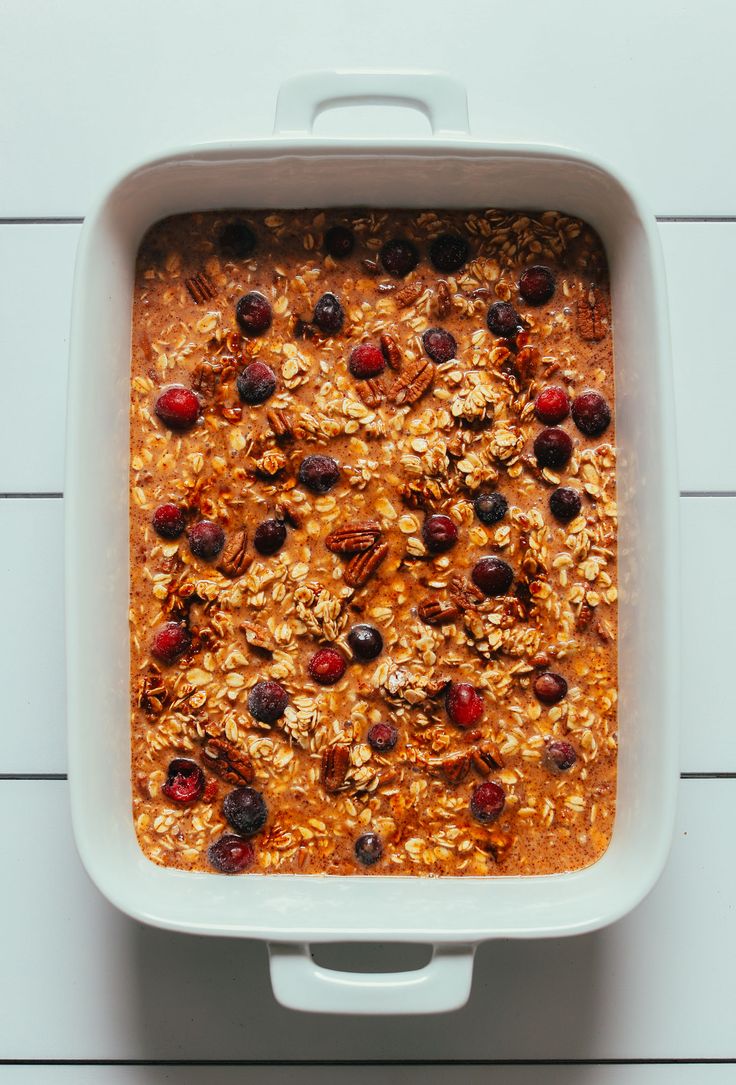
[248,679,289,723]
[367,722,398,752]
[533,671,568,704]
[446,682,484,728]
[151,622,190,664]
[162,759,204,804]
[379,238,419,278]
[152,503,186,539]
[355,832,383,866]
[474,492,507,525]
[298,454,340,493]
[487,301,521,338]
[422,328,457,363]
[533,428,573,470]
[549,487,582,523]
[535,386,570,425]
[208,834,255,873]
[236,291,272,336]
[470,781,505,824]
[313,292,344,334]
[325,225,355,258]
[254,518,287,555]
[218,220,256,259]
[349,343,385,380]
[422,513,458,553]
[347,624,384,661]
[545,740,578,772]
[571,390,611,437]
[519,265,555,305]
[223,786,268,836]
[188,520,225,560]
[237,361,277,405]
[429,233,469,273]
[154,386,200,431]
[308,647,346,686]
[471,556,514,597]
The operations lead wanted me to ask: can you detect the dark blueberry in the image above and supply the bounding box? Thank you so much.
[379,238,420,278]
[471,556,514,597]
[236,361,277,405]
[248,679,289,723]
[217,220,256,259]
[155,386,200,431]
[571,390,611,437]
[446,682,483,729]
[325,225,355,259]
[367,722,398,752]
[533,671,568,705]
[207,834,255,873]
[349,343,385,380]
[473,492,508,526]
[533,428,573,469]
[236,291,272,336]
[223,786,268,836]
[188,520,225,560]
[161,758,204,804]
[487,301,521,338]
[535,386,570,425]
[152,503,186,540]
[308,647,346,686]
[422,513,458,553]
[429,233,469,273]
[347,624,384,661]
[549,487,582,523]
[254,518,287,555]
[422,327,457,363]
[313,292,344,334]
[298,454,340,493]
[151,622,190,665]
[470,781,505,824]
[355,832,383,866]
[545,740,578,772]
[519,265,556,305]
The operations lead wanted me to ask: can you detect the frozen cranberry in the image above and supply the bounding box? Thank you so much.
[349,343,385,380]
[545,740,577,772]
[248,679,288,723]
[236,361,277,405]
[151,622,190,664]
[152,503,186,539]
[298,454,340,493]
[571,390,611,437]
[236,291,272,336]
[474,492,508,525]
[535,386,570,425]
[367,722,398,752]
[325,225,355,258]
[422,328,457,363]
[154,386,200,431]
[487,301,521,338]
[471,556,514,597]
[446,682,484,728]
[549,487,582,523]
[218,220,256,259]
[429,233,469,273]
[355,832,383,866]
[223,786,268,836]
[313,292,344,334]
[188,520,225,560]
[347,624,384,661]
[519,265,555,305]
[533,671,568,704]
[379,238,419,278]
[308,647,346,686]
[422,513,458,553]
[208,834,255,873]
[533,428,573,470]
[470,781,505,824]
[254,518,287,555]
[162,759,204,804]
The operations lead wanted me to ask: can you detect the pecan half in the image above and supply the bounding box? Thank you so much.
[435,279,452,319]
[185,272,216,304]
[418,598,461,626]
[218,529,252,578]
[267,408,294,441]
[472,741,505,775]
[440,751,471,786]
[201,735,254,785]
[577,287,609,341]
[388,357,433,406]
[326,520,382,555]
[343,541,389,587]
[394,281,424,309]
[379,332,402,371]
[321,745,350,792]
[356,377,386,408]
[136,666,169,715]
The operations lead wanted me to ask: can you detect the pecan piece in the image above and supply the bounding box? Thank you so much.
[326,520,382,555]
[577,287,609,341]
[418,598,461,626]
[449,575,485,611]
[356,377,386,408]
[191,361,221,400]
[435,279,452,319]
[379,332,402,371]
[343,541,389,588]
[218,529,252,578]
[185,272,216,304]
[440,751,471,786]
[576,601,594,630]
[394,280,424,309]
[201,735,254,786]
[388,356,433,406]
[484,828,513,863]
[321,744,350,792]
[240,620,272,654]
[472,741,505,775]
[136,666,169,715]
[220,405,242,423]
[275,498,302,529]
[267,408,294,441]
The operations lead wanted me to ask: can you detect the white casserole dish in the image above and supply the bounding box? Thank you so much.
[66,70,679,1015]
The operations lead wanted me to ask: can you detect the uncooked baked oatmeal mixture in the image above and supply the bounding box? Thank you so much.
[129,207,617,877]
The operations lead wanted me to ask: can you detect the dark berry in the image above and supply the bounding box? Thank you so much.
[217,220,256,259]
[347,624,384,661]
[470,781,505,824]
[313,292,344,334]
[325,225,355,258]
[349,343,385,380]
[151,622,190,664]
[571,390,611,437]
[474,492,508,525]
[549,487,582,523]
[545,740,577,772]
[254,518,287,555]
[422,513,458,553]
[487,301,521,338]
[208,834,255,873]
[236,361,277,405]
[188,520,225,560]
[422,327,457,363]
[429,233,469,273]
[161,758,204,804]
[533,428,573,470]
[519,265,555,305]
[367,722,398,752]
[355,832,383,866]
[308,647,346,686]
[446,682,484,728]
[223,786,268,836]
[152,503,186,539]
[298,454,340,493]
[471,556,514,597]
[236,291,272,336]
[535,386,570,425]
[248,679,288,723]
[379,238,419,278]
[155,386,200,431]
[533,671,568,704]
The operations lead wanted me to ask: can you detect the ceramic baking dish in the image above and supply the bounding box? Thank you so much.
[66,70,679,1015]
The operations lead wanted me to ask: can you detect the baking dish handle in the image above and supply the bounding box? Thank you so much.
[273,70,469,137]
[268,941,475,1014]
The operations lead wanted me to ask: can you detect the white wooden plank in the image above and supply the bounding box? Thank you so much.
[0,0,735,217]
[0,779,731,1060]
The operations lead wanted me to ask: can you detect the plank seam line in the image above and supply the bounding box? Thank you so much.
[1,1058,735,1066]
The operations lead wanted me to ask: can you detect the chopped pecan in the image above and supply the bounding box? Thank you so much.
[530,650,552,669]
[275,498,302,528]
[435,279,451,319]
[201,735,254,785]
[418,597,461,626]
[326,520,382,555]
[577,287,609,341]
[136,666,169,715]
[472,741,505,775]
[576,601,594,630]
[379,333,402,371]
[266,409,294,441]
[252,449,288,478]
[240,620,272,653]
[191,362,221,400]
[440,751,471,786]
[484,828,513,863]
[399,478,442,510]
[356,377,386,408]
[449,575,485,611]
[388,356,433,406]
[394,281,424,309]
[218,529,251,578]
[220,405,242,423]
[185,272,216,304]
[516,345,540,382]
[321,744,350,792]
[343,541,389,587]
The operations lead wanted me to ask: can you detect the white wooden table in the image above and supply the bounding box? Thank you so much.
[2,1,734,1080]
